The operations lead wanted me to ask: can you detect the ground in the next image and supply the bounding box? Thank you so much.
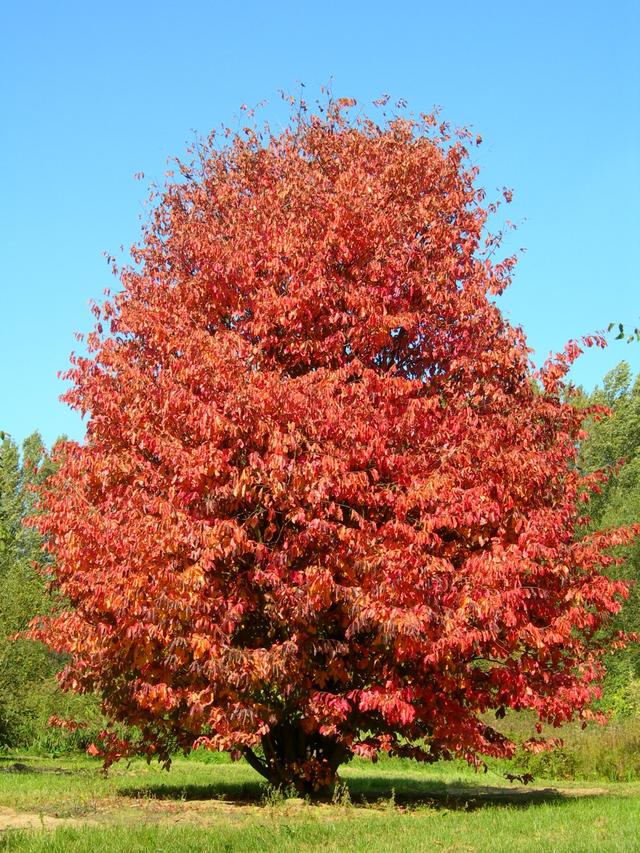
[0,754,638,851]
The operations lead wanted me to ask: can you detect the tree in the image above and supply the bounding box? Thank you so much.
[29,98,637,795]
[578,362,640,711]
[580,363,640,530]
[0,433,57,745]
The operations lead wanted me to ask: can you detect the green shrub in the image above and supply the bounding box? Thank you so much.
[510,718,640,782]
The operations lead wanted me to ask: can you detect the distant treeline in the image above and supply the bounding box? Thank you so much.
[577,362,640,716]
[0,432,99,752]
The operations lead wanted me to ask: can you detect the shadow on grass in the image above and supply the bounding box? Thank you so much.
[118,779,265,803]
[116,773,606,811]
[348,776,576,810]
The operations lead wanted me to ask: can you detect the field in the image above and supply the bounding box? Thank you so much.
[0,754,638,851]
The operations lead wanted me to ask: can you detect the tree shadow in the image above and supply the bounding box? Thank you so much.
[0,760,74,775]
[345,776,579,810]
[118,779,265,803]
[117,773,610,811]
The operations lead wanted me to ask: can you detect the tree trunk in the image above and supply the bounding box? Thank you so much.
[243,722,349,798]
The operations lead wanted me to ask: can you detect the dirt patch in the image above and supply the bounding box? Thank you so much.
[0,797,265,833]
[117,797,263,823]
[0,805,98,832]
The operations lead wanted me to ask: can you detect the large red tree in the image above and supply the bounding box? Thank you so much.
[31,99,636,794]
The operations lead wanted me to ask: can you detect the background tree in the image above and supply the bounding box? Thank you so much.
[30,99,636,795]
[0,433,100,750]
[579,362,640,714]
[0,432,58,745]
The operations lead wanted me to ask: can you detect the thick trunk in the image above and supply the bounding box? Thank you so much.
[243,722,348,798]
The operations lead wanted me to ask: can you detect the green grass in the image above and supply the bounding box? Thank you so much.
[0,754,638,851]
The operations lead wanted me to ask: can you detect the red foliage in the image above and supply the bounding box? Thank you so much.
[29,98,637,794]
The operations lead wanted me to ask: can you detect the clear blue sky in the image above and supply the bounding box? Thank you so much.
[2,0,639,448]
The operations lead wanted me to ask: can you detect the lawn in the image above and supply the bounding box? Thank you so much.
[0,754,638,851]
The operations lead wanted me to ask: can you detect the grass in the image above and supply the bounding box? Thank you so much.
[0,754,638,851]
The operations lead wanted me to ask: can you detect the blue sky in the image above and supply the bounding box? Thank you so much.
[2,0,639,448]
